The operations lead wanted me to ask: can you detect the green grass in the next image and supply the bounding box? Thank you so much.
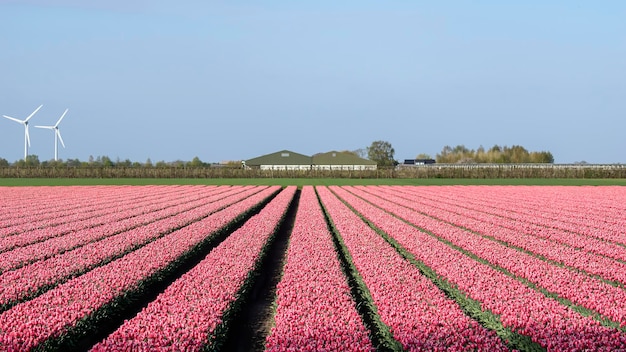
[1,178,625,186]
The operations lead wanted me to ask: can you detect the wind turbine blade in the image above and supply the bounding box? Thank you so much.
[34,125,54,129]
[25,126,31,147]
[25,105,43,122]
[55,109,68,127]
[3,115,23,124]
[57,130,66,148]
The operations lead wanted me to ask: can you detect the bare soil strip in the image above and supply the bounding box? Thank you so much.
[221,190,301,352]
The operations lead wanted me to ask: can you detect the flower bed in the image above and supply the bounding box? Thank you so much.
[92,186,296,351]
[351,186,626,326]
[265,186,373,351]
[0,186,249,272]
[0,186,280,350]
[0,186,269,312]
[319,186,509,351]
[332,186,626,350]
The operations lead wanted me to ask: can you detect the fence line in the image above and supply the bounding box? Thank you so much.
[1,164,625,179]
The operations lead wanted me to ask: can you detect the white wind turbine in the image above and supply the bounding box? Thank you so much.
[3,105,43,160]
[35,109,68,161]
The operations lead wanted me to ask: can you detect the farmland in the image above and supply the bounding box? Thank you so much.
[1,185,625,351]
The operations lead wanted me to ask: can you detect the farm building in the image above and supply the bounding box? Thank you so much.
[312,151,377,170]
[245,150,378,170]
[245,150,312,170]
[403,158,436,165]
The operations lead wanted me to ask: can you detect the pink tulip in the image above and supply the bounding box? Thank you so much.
[93,186,295,350]
[334,185,626,350]
[318,187,509,351]
[0,186,280,350]
[0,186,266,309]
[1,185,624,351]
[266,186,373,351]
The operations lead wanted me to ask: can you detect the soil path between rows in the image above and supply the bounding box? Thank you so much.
[223,189,300,351]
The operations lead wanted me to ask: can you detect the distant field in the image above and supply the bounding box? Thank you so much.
[0,178,626,186]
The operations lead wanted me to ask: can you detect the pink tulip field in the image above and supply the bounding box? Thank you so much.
[0,185,625,351]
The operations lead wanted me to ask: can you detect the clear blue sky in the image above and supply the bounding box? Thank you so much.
[1,1,624,164]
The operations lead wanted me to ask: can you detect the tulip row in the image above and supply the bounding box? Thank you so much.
[318,187,510,351]
[0,185,191,237]
[410,186,626,246]
[0,186,271,312]
[431,185,626,223]
[331,186,626,350]
[369,186,626,286]
[0,186,250,272]
[414,185,626,256]
[353,186,626,327]
[265,186,374,351]
[0,186,229,251]
[0,186,139,224]
[0,186,281,351]
[0,185,193,240]
[479,186,625,231]
[91,186,296,351]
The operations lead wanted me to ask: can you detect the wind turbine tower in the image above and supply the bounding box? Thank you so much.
[35,109,68,161]
[3,105,43,160]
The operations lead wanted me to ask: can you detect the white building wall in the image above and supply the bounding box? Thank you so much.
[260,164,312,170]
[312,164,377,171]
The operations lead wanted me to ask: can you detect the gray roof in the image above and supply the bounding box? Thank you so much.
[246,150,312,166]
[312,151,377,165]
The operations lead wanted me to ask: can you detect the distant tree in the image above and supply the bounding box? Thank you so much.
[171,160,185,168]
[489,145,501,153]
[63,158,80,167]
[415,153,432,160]
[436,145,455,163]
[25,155,40,167]
[117,159,133,168]
[0,158,9,167]
[188,156,204,168]
[155,161,168,168]
[100,156,114,168]
[352,148,367,159]
[436,144,553,163]
[367,140,396,167]
[45,159,65,168]
[475,145,487,163]
[531,151,554,163]
[509,145,529,163]
[13,155,39,168]
[145,158,153,168]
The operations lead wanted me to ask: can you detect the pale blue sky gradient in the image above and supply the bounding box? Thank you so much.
[1,1,625,163]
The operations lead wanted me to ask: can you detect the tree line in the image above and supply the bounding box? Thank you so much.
[435,144,554,164]
[0,155,211,169]
[364,141,554,167]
